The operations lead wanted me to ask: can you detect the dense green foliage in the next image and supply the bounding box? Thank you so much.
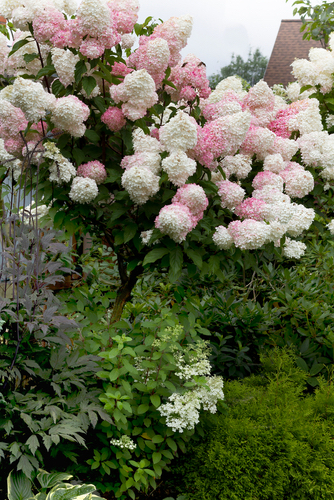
[288,0,334,47]
[173,349,334,500]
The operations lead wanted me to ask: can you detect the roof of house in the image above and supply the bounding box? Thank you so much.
[0,16,5,24]
[263,19,322,87]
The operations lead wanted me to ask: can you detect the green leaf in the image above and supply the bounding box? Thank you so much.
[25,436,39,456]
[75,60,87,83]
[295,357,308,372]
[93,96,106,113]
[9,37,33,56]
[123,223,137,243]
[35,65,55,79]
[137,404,149,415]
[37,470,73,489]
[23,53,38,63]
[169,246,183,278]
[85,130,100,143]
[186,248,202,269]
[72,148,86,166]
[7,470,33,500]
[309,363,323,377]
[150,394,161,408]
[143,248,170,266]
[52,79,65,96]
[82,75,97,97]
[152,452,162,464]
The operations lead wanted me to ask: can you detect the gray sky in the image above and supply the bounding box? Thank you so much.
[137,0,303,77]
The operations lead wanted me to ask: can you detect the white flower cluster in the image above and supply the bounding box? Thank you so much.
[292,45,334,94]
[288,98,322,136]
[212,225,233,250]
[205,76,246,104]
[161,150,196,187]
[327,219,334,235]
[5,77,55,123]
[110,435,136,451]
[51,95,90,137]
[221,154,252,179]
[298,131,334,181]
[158,376,224,433]
[69,177,99,203]
[110,69,158,121]
[44,142,76,184]
[51,48,80,88]
[158,338,224,433]
[283,237,306,259]
[160,111,197,153]
[122,165,160,205]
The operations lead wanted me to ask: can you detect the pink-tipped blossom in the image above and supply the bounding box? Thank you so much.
[101,107,126,131]
[155,202,197,243]
[234,198,268,221]
[228,219,271,250]
[217,180,245,209]
[252,171,284,191]
[77,160,107,185]
[172,184,208,218]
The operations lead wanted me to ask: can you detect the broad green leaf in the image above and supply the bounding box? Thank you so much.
[169,246,183,280]
[7,471,33,500]
[123,223,137,243]
[35,65,55,79]
[150,394,161,408]
[137,404,149,415]
[82,76,97,97]
[85,130,100,143]
[143,248,170,266]
[295,357,308,372]
[74,60,87,84]
[186,249,202,269]
[23,53,38,63]
[37,470,73,490]
[72,148,86,166]
[9,37,33,56]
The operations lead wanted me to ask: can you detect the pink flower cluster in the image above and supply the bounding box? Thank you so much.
[101,107,126,132]
[155,184,208,242]
[268,101,308,138]
[167,54,211,101]
[77,160,107,185]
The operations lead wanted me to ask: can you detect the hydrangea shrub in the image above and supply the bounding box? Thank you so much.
[0,0,333,324]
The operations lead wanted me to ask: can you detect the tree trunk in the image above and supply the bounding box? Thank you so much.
[109,263,143,327]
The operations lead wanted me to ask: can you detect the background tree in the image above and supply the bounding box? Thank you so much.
[288,0,334,48]
[209,48,268,89]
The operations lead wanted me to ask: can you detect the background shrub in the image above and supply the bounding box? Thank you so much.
[174,349,334,500]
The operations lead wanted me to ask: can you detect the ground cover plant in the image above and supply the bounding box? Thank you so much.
[1,0,334,498]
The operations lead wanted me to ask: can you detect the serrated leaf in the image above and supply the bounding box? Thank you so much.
[25,435,39,456]
[143,248,169,266]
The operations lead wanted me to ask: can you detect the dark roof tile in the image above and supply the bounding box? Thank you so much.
[264,20,322,87]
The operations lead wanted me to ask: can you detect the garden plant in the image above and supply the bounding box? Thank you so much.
[0,0,334,498]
